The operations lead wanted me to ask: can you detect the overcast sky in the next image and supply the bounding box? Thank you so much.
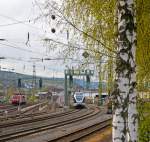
[0,0,98,82]
[0,0,70,78]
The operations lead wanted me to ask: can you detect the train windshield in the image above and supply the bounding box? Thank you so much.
[75,93,84,101]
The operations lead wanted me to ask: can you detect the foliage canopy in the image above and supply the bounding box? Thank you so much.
[63,0,150,83]
[63,0,150,141]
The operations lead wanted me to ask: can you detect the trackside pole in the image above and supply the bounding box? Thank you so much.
[64,74,68,108]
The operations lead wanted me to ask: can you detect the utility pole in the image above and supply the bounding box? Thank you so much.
[107,58,113,96]
[31,63,36,101]
[0,57,5,71]
[0,38,6,70]
[64,72,68,107]
[98,59,108,106]
[32,63,36,88]
[98,60,102,106]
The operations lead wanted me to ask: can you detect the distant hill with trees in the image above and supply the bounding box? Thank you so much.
[0,71,101,90]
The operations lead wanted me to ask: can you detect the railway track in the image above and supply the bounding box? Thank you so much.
[0,102,48,121]
[0,108,99,142]
[49,118,111,142]
[0,109,79,128]
[0,105,18,116]
[0,109,48,121]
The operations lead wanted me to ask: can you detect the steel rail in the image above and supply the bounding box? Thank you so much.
[48,119,111,142]
[0,109,98,141]
[0,109,80,128]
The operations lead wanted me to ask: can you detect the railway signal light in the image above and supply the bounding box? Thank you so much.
[69,75,73,88]
[18,78,21,88]
[86,75,90,83]
[39,78,42,88]
[86,75,90,89]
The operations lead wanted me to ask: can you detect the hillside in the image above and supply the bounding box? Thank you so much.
[0,71,104,90]
[0,71,64,89]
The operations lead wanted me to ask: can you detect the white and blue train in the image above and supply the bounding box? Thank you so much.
[73,92,86,108]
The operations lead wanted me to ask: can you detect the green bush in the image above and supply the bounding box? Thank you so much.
[138,99,150,142]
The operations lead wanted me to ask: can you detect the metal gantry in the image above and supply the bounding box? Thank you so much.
[64,69,94,107]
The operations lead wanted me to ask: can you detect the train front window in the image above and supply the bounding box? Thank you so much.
[76,93,84,101]
[76,96,82,101]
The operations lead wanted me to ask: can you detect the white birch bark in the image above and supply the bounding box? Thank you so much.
[112,0,137,142]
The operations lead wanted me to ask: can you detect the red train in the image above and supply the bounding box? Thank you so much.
[11,93,26,105]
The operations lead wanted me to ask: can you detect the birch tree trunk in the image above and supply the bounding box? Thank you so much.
[112,0,137,142]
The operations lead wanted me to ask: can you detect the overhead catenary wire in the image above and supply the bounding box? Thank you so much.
[0,54,84,66]
[0,42,47,56]
[2,60,81,76]
[0,14,41,30]
[0,19,34,27]
[0,59,61,76]
[43,38,116,58]
[0,13,115,58]
[0,7,102,78]
[46,2,117,54]
[0,36,116,58]
[0,8,112,78]
[0,9,116,58]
